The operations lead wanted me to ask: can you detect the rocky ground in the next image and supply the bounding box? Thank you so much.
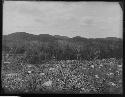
[1,57,122,94]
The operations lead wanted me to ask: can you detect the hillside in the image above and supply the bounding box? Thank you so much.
[2,32,123,62]
[3,32,122,42]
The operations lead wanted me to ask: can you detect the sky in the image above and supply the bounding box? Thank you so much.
[3,1,123,38]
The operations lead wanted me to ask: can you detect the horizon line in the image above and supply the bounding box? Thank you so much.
[2,32,123,39]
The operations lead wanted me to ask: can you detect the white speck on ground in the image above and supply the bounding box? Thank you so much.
[28,71,32,73]
[4,61,11,64]
[40,73,45,76]
[27,65,32,67]
[108,82,116,86]
[49,68,55,71]
[100,64,103,67]
[42,80,52,87]
[107,72,114,76]
[95,75,99,78]
[118,65,122,68]
[90,65,94,68]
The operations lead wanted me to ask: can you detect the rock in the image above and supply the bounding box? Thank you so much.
[27,64,32,67]
[42,80,52,87]
[108,82,116,87]
[4,61,10,64]
[118,65,122,68]
[95,75,99,78]
[90,65,94,68]
[40,73,45,76]
[49,68,55,71]
[28,71,32,73]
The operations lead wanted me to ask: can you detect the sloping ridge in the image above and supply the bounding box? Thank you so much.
[3,32,122,42]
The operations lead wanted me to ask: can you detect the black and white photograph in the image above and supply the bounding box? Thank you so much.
[2,0,123,94]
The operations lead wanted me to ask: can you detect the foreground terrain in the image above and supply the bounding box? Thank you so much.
[1,55,122,94]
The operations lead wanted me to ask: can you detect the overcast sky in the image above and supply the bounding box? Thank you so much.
[3,1,122,38]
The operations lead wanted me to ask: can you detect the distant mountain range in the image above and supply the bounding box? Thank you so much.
[2,32,123,60]
[3,32,70,42]
[3,32,122,42]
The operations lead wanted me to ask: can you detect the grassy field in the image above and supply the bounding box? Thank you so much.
[1,55,122,94]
